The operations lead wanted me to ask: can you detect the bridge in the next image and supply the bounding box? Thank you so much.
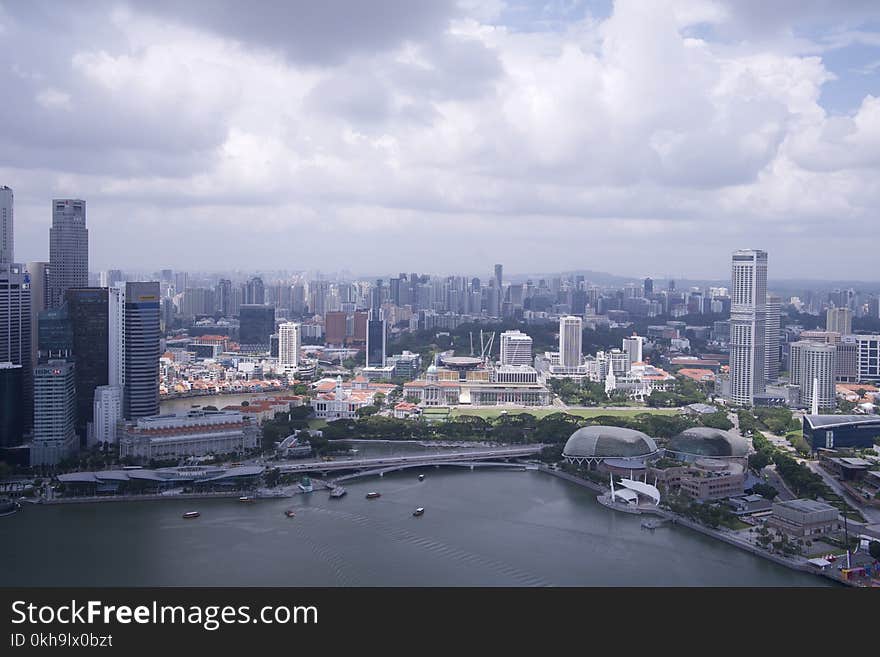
[276,446,544,477]
[332,461,538,483]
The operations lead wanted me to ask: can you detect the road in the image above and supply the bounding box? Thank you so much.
[804,460,880,525]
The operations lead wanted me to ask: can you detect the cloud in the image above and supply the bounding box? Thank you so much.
[1,0,879,278]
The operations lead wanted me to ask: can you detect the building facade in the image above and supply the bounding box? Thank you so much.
[92,385,122,446]
[500,330,533,366]
[31,360,77,466]
[66,287,109,442]
[48,199,88,309]
[278,321,301,370]
[558,315,582,369]
[0,262,32,429]
[729,249,767,405]
[0,186,12,264]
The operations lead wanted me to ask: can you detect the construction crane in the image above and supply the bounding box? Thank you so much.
[480,330,495,365]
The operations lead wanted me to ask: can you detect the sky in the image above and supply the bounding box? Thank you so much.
[1,0,879,280]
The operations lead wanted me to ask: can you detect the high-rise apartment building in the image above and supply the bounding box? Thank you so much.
[48,199,88,309]
[765,295,781,382]
[729,249,768,406]
[854,335,880,382]
[0,186,13,264]
[500,330,533,366]
[278,322,301,370]
[0,263,32,429]
[826,306,853,336]
[31,359,77,466]
[559,316,582,369]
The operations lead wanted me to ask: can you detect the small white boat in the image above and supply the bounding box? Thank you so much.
[182,511,200,519]
[413,507,425,517]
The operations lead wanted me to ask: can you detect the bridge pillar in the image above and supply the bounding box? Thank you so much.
[470,465,474,471]
[380,472,383,477]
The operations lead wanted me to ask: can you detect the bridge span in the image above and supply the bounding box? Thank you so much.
[276,445,543,476]
[332,461,538,483]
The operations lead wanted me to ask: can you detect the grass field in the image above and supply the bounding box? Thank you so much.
[448,407,681,420]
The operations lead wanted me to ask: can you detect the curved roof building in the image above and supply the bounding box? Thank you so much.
[562,426,658,464]
[666,427,748,458]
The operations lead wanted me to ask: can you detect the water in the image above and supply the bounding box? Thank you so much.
[0,470,829,586]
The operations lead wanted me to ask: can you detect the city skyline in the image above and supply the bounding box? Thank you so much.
[2,1,880,277]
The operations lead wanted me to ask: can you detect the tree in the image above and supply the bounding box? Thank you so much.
[870,541,880,561]
[356,405,379,418]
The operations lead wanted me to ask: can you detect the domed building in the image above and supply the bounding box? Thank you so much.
[665,427,748,460]
[562,426,659,469]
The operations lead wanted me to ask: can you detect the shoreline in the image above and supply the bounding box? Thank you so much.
[536,466,847,586]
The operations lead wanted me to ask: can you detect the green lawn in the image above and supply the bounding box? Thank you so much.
[307,419,328,430]
[448,407,680,420]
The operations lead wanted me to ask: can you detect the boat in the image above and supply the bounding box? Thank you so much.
[413,507,425,517]
[285,509,296,518]
[298,476,314,493]
[239,496,256,503]
[182,511,200,519]
[418,474,425,481]
[366,491,381,499]
[329,487,347,498]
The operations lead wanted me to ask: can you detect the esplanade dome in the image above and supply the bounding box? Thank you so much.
[562,426,658,460]
[666,427,748,458]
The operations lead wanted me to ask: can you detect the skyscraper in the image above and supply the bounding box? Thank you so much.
[559,316,582,369]
[366,317,386,368]
[31,360,77,466]
[25,261,50,370]
[643,277,653,297]
[116,282,160,420]
[793,342,836,411]
[826,306,853,336]
[0,186,13,264]
[622,335,644,368]
[729,249,768,406]
[499,330,533,366]
[0,362,23,448]
[0,263,32,429]
[92,385,122,446]
[764,295,781,382]
[67,288,109,443]
[278,322,301,370]
[494,264,503,293]
[239,305,275,351]
[49,199,88,309]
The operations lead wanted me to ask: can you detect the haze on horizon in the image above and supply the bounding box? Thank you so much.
[1,0,879,279]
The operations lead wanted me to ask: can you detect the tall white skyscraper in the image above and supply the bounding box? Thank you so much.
[92,385,122,446]
[499,330,533,366]
[0,186,13,264]
[559,316,582,369]
[794,342,836,411]
[49,199,88,308]
[622,335,644,368]
[729,249,768,406]
[826,306,852,336]
[764,295,781,382]
[278,322,301,370]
